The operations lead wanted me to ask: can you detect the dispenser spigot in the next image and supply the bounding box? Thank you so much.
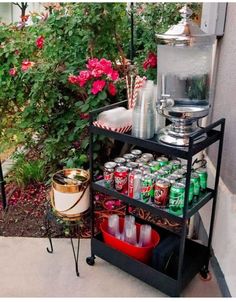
[159,94,175,110]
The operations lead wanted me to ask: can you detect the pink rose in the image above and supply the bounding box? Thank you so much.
[109,70,119,81]
[77,70,91,87]
[36,36,44,49]
[80,113,89,120]
[91,80,106,95]
[108,82,117,96]
[143,52,157,70]
[86,58,99,70]
[100,58,113,75]
[9,68,17,77]
[91,64,104,78]
[148,53,157,68]
[21,60,35,72]
[143,60,149,70]
[68,75,79,85]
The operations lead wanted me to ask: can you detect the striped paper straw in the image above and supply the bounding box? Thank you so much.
[131,76,146,109]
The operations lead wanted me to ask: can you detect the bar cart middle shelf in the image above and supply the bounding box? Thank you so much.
[86,100,225,297]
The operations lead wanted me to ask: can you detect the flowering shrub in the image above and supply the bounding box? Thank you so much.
[0,3,129,171]
[68,58,119,98]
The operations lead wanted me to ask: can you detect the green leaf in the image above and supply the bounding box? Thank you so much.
[79,154,87,163]
[80,103,90,113]
[99,90,107,101]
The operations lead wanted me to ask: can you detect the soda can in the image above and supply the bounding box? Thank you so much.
[114,157,126,167]
[126,161,139,171]
[141,166,152,175]
[148,161,160,173]
[123,153,136,162]
[136,157,147,164]
[172,168,186,177]
[167,174,181,185]
[169,159,181,171]
[191,172,200,196]
[161,165,172,176]
[195,167,208,191]
[156,170,167,179]
[141,153,154,162]
[157,156,169,168]
[179,178,194,204]
[131,149,142,159]
[128,169,142,199]
[141,174,154,203]
[104,161,117,189]
[114,166,129,194]
[169,182,185,215]
[154,178,170,208]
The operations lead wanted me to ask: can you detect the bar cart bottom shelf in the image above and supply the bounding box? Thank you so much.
[88,234,208,297]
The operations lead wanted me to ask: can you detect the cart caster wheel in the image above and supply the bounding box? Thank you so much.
[199,267,212,281]
[86,256,95,266]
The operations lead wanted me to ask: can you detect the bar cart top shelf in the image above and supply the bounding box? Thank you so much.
[89,100,225,160]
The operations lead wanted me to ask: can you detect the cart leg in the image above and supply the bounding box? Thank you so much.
[70,222,81,277]
[200,265,212,281]
[86,255,96,266]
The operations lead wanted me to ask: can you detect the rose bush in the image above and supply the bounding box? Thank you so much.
[0,3,129,172]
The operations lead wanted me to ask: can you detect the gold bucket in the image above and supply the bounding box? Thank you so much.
[51,168,90,219]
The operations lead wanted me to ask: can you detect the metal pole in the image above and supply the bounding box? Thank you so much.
[176,139,193,294]
[130,2,135,64]
[89,115,94,236]
[0,160,7,209]
[206,119,225,266]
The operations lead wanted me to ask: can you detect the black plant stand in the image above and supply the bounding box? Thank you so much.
[0,160,7,209]
[45,203,82,277]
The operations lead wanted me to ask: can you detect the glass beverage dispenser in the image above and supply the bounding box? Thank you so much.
[156,5,216,146]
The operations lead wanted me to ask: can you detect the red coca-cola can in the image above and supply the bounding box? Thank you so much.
[154,178,170,207]
[114,166,129,194]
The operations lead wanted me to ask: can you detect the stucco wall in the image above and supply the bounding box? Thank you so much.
[0,3,44,24]
[208,3,236,193]
[200,3,236,296]
[0,3,12,23]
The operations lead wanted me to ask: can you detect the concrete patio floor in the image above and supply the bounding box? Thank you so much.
[0,237,222,297]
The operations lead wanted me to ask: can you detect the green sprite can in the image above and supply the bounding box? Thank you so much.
[157,169,168,179]
[157,156,169,168]
[169,182,185,216]
[179,178,194,204]
[169,159,182,171]
[161,165,172,177]
[191,172,200,196]
[195,167,208,191]
[148,161,160,173]
[140,174,154,203]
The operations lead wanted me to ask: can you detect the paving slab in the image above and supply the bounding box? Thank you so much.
[0,237,222,297]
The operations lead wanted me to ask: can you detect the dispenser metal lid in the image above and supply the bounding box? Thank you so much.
[156,5,215,46]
